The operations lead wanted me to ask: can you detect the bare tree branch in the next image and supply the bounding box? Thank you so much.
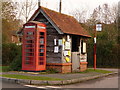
[70,9,87,23]
[17,0,37,23]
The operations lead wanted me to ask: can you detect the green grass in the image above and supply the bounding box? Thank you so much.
[1,68,113,81]
[0,66,10,72]
[2,74,64,81]
[0,66,113,74]
[78,68,113,74]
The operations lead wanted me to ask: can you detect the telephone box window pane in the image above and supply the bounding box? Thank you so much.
[39,53,44,56]
[39,57,44,60]
[39,62,44,65]
[39,32,44,35]
[26,40,33,43]
[40,45,44,48]
[25,61,30,64]
[39,49,44,52]
[26,53,34,56]
[25,49,34,52]
[25,61,33,64]
[27,32,34,35]
[39,36,44,39]
[40,37,44,39]
[26,57,30,60]
[26,53,29,56]
[26,36,34,39]
[40,39,44,44]
[26,44,33,47]
[26,57,33,60]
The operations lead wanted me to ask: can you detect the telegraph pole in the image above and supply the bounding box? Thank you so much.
[59,0,62,13]
[38,0,41,8]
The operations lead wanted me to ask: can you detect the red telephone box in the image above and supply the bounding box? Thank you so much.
[22,21,46,71]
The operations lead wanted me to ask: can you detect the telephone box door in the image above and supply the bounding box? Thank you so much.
[36,24,46,71]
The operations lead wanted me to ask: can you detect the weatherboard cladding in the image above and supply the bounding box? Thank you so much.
[29,7,91,37]
[46,23,63,64]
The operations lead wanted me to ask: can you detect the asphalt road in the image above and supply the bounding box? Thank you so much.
[60,74,119,88]
[1,80,45,90]
[1,74,118,89]
[1,80,28,88]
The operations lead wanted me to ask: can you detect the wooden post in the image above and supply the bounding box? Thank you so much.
[94,25,97,70]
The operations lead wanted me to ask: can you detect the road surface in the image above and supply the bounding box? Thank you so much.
[60,74,119,88]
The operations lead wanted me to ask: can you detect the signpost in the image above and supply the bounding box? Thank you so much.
[94,23,102,70]
[96,24,102,31]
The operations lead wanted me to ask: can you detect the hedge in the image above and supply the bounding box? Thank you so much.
[2,43,21,66]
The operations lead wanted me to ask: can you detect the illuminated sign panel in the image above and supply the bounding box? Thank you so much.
[38,26,46,29]
[25,26,35,28]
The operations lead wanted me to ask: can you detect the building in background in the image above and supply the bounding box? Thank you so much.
[11,30,22,45]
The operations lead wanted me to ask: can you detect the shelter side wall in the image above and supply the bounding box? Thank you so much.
[46,23,63,64]
[79,38,87,62]
[79,38,88,72]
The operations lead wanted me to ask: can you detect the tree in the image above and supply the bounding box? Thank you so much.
[88,3,118,24]
[83,3,119,68]
[2,1,23,43]
[70,9,87,23]
[17,0,37,22]
[118,2,120,44]
[2,1,17,21]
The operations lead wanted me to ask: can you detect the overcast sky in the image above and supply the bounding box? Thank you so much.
[12,0,119,22]
[41,0,119,20]
[41,0,119,14]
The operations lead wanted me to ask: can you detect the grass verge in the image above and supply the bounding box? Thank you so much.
[2,74,63,81]
[0,66,10,72]
[78,68,113,74]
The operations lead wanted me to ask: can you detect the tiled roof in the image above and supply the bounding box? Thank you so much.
[29,7,91,37]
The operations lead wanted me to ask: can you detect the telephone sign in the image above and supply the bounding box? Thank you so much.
[25,26,36,28]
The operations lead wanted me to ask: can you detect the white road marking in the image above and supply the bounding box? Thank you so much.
[24,85,61,89]
[46,86,61,88]
[24,85,46,88]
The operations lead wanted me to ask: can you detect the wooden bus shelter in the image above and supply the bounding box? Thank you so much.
[22,7,91,73]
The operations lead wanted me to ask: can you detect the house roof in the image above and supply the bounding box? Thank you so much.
[29,7,91,37]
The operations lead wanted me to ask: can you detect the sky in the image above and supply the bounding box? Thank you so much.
[12,0,120,22]
[40,0,119,14]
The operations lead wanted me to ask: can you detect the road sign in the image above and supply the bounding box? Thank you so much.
[96,24,102,31]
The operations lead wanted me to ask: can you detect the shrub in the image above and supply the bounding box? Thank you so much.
[2,43,21,65]
[46,68,59,73]
[87,35,118,68]
[9,52,22,71]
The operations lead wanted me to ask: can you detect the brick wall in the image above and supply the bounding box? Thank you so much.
[80,62,88,72]
[47,63,72,73]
